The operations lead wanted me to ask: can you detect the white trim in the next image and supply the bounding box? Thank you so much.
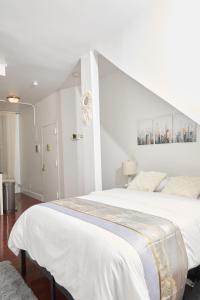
[0,111,19,115]
[21,188,44,202]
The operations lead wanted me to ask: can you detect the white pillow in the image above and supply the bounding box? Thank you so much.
[128,171,167,192]
[162,176,200,198]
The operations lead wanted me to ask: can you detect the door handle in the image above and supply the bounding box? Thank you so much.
[42,164,46,172]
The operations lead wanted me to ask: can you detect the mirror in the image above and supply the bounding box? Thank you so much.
[81,91,92,125]
[83,96,89,106]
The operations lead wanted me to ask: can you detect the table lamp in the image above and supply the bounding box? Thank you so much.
[122,160,137,185]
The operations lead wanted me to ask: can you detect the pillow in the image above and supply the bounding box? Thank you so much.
[155,177,170,192]
[128,171,167,192]
[162,176,200,198]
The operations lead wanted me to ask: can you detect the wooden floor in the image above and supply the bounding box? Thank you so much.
[0,193,67,300]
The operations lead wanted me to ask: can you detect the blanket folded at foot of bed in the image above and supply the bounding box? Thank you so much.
[44,197,188,300]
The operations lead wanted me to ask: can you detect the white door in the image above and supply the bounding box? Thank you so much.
[42,123,59,201]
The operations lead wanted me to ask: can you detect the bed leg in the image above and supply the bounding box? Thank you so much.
[50,276,56,300]
[20,250,26,277]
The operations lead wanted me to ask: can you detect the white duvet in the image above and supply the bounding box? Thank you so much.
[9,189,200,300]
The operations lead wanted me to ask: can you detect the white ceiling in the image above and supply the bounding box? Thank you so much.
[0,0,150,106]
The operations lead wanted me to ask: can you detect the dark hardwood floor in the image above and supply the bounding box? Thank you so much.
[0,193,67,300]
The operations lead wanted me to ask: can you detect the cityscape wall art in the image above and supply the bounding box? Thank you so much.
[137,113,197,146]
[137,119,154,145]
[173,113,197,143]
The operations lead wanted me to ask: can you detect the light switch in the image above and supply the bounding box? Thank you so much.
[47,144,51,151]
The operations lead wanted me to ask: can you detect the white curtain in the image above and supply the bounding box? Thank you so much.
[0,113,16,179]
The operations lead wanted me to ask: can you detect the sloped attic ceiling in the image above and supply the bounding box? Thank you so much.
[95,1,200,125]
[0,0,151,104]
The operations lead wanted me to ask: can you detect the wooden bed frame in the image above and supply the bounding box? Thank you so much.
[20,250,75,300]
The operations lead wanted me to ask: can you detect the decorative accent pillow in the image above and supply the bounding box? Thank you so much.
[128,171,167,192]
[162,176,200,198]
[155,177,170,192]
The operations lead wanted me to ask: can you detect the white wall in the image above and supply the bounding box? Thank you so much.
[20,92,63,200]
[20,86,87,200]
[20,107,41,199]
[96,0,200,125]
[100,71,200,189]
[60,86,85,197]
[59,52,103,197]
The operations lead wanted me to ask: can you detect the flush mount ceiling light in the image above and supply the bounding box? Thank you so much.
[0,95,36,126]
[6,96,20,103]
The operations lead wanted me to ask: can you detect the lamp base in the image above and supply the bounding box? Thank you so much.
[127,175,133,185]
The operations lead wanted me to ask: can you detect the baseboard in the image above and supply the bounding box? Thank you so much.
[21,189,44,202]
[15,184,21,193]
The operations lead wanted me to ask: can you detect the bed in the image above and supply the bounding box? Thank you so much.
[8,188,200,300]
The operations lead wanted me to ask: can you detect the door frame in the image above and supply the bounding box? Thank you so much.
[41,121,60,201]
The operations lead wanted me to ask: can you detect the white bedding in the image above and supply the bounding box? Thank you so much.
[8,189,200,300]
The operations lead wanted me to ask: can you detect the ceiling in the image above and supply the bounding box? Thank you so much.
[0,55,119,112]
[0,0,150,107]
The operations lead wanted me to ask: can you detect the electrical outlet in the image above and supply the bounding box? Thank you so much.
[71,133,84,141]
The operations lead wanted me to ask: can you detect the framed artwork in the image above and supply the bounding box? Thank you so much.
[173,113,197,143]
[137,112,198,146]
[137,119,154,145]
[153,114,173,144]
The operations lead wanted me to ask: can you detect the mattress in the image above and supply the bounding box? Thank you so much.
[8,189,200,300]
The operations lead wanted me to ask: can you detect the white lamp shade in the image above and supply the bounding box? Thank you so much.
[122,160,137,176]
